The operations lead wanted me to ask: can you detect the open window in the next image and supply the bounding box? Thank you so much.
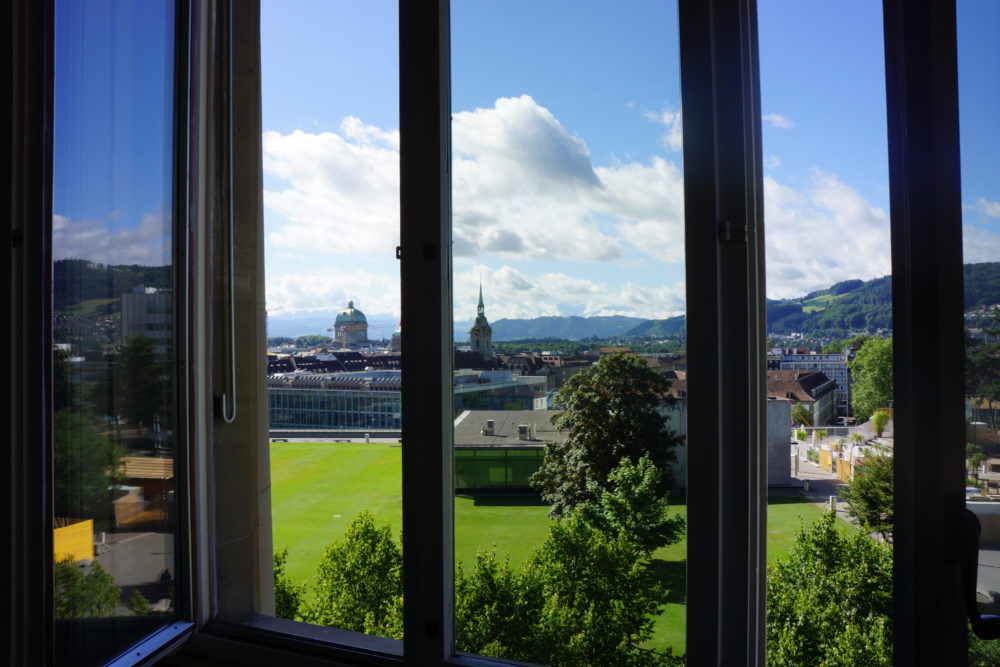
[4,0,978,665]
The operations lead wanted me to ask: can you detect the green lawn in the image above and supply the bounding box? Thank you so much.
[271,442,847,657]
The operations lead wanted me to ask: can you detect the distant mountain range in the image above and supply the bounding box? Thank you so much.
[267,263,1000,342]
[487,262,1000,341]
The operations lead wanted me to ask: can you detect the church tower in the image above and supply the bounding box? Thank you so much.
[469,283,493,360]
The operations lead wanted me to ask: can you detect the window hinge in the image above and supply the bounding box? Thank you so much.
[718,220,748,243]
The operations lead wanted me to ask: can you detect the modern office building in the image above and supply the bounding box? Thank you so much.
[779,351,852,417]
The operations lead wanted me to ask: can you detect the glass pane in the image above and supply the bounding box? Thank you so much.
[52,1,179,664]
[957,2,1000,662]
[759,2,894,664]
[451,1,688,662]
[261,0,404,639]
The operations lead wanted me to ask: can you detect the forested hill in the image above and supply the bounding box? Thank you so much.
[624,262,1000,338]
[491,315,646,341]
[54,259,171,313]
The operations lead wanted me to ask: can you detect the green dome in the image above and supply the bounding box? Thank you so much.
[335,300,367,324]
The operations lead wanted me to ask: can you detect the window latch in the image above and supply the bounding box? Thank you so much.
[718,220,748,243]
[954,508,1000,639]
[396,245,402,260]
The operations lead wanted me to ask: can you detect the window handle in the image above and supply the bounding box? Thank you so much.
[216,0,237,424]
[957,508,1000,639]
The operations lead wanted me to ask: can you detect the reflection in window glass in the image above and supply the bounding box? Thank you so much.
[957,3,1000,660]
[759,2,894,664]
[451,2,688,662]
[52,1,178,664]
[260,1,404,638]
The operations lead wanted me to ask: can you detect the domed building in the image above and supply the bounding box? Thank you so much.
[332,300,369,349]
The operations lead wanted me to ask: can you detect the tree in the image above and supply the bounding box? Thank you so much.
[791,402,812,427]
[766,512,892,666]
[871,410,890,438]
[114,335,167,427]
[967,443,987,481]
[531,352,684,516]
[822,339,848,353]
[273,548,306,621]
[54,557,121,619]
[795,428,808,442]
[576,455,685,555]
[53,409,126,520]
[295,334,331,348]
[301,511,403,638]
[455,513,683,666]
[967,310,1000,434]
[842,448,894,540]
[850,336,893,423]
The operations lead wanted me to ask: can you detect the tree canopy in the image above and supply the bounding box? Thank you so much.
[850,336,893,423]
[53,410,126,520]
[301,511,403,638]
[531,352,683,516]
[766,512,893,666]
[576,455,685,555]
[842,448,894,541]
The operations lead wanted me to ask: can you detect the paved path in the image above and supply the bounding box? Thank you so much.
[790,456,854,524]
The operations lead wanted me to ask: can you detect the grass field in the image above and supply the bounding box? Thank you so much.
[271,442,843,655]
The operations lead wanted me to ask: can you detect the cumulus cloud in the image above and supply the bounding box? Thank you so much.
[263,117,401,255]
[53,212,170,265]
[644,106,683,152]
[263,95,687,266]
[764,169,890,298]
[763,113,794,129]
[963,226,1000,263]
[976,197,1000,219]
[455,265,685,321]
[266,267,399,318]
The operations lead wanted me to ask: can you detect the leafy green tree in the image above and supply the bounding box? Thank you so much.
[842,448,894,541]
[295,334,331,348]
[766,512,892,666]
[54,557,121,619]
[871,410,890,437]
[791,402,812,427]
[114,335,167,427]
[126,588,151,616]
[302,511,403,638]
[795,428,808,442]
[822,339,848,353]
[455,551,546,661]
[53,409,126,520]
[532,352,683,516]
[273,548,306,621]
[967,443,988,481]
[456,513,682,666]
[850,337,893,423]
[967,311,1000,434]
[576,455,685,555]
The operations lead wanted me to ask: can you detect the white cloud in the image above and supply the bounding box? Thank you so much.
[764,154,781,169]
[964,226,1000,263]
[53,212,170,265]
[266,267,399,318]
[263,96,687,267]
[644,106,683,152]
[455,264,685,321]
[764,169,890,298]
[976,197,1000,219]
[263,118,400,255]
[763,113,794,129]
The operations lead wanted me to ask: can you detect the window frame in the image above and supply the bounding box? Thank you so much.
[4,0,975,664]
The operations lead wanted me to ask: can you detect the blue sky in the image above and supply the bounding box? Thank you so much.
[50,1,1000,335]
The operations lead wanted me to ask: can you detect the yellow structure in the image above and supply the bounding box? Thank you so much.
[819,449,834,473]
[53,518,94,562]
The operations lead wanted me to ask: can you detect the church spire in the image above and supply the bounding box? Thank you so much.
[477,280,485,316]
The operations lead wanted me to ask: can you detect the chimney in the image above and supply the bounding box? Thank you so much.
[485,419,494,436]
